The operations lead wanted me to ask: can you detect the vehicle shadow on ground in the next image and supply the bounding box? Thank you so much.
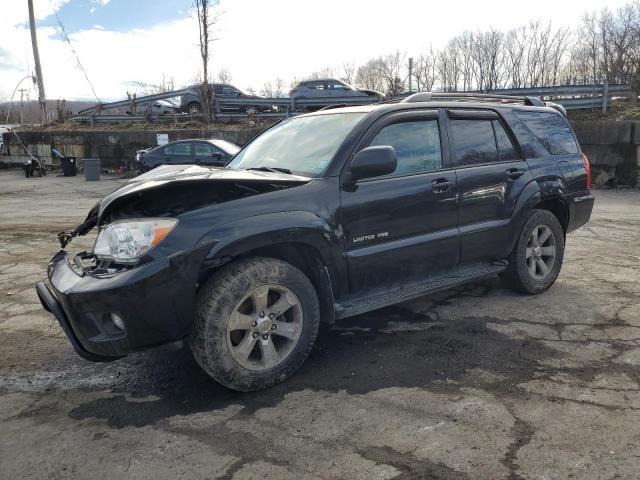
[65,280,565,429]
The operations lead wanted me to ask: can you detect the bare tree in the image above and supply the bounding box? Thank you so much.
[413,49,437,92]
[217,67,232,84]
[340,61,356,85]
[437,41,461,92]
[379,51,407,95]
[194,0,220,122]
[305,67,335,80]
[504,27,528,88]
[261,78,286,98]
[355,58,386,93]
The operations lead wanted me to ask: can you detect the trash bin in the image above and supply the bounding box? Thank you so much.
[61,156,76,177]
[84,158,101,181]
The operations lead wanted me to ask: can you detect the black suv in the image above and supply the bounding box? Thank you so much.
[36,93,594,391]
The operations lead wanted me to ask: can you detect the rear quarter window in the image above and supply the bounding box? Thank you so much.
[514,111,579,155]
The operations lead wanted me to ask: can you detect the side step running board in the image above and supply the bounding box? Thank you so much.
[334,261,507,319]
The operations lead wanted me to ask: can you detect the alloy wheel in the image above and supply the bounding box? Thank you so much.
[525,224,557,280]
[226,284,303,371]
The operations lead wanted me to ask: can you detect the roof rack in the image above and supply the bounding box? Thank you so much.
[401,92,545,107]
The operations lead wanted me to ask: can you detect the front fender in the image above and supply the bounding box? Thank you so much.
[197,210,345,289]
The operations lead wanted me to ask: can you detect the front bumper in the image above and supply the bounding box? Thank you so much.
[35,250,202,361]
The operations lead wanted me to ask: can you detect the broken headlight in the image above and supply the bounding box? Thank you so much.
[93,219,177,263]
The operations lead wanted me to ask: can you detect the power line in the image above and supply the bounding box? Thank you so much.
[55,13,102,104]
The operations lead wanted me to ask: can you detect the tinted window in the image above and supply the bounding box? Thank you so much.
[221,86,239,96]
[166,143,191,156]
[514,111,578,155]
[450,119,498,166]
[194,143,216,156]
[369,120,442,176]
[493,121,520,161]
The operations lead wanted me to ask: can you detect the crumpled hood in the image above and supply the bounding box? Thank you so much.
[97,164,311,220]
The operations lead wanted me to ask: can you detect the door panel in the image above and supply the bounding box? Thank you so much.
[447,113,531,263]
[340,112,459,293]
[194,142,226,166]
[342,172,459,291]
[455,162,532,262]
[168,142,193,165]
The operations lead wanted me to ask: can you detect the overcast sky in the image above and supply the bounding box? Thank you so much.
[0,0,626,102]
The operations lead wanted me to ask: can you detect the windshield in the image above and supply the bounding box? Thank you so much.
[228,112,366,177]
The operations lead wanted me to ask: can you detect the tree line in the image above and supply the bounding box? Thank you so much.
[290,2,640,96]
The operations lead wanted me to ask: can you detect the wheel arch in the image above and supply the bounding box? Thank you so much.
[532,196,570,235]
[197,213,345,325]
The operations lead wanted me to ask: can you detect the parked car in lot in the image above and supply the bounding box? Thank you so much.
[179,84,271,114]
[135,138,240,172]
[289,78,384,102]
[37,93,593,392]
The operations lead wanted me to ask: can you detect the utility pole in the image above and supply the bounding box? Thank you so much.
[18,88,27,124]
[28,0,46,123]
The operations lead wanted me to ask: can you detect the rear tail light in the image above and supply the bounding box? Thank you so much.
[581,153,591,190]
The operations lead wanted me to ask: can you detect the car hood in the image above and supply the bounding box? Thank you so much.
[97,164,311,220]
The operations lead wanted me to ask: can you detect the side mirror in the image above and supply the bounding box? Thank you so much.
[349,146,397,181]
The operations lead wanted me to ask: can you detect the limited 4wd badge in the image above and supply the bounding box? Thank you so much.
[352,232,389,244]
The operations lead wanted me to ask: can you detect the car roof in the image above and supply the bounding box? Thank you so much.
[300,78,344,84]
[297,100,562,118]
[158,138,238,152]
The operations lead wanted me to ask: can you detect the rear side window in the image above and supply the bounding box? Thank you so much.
[493,120,520,161]
[369,119,442,176]
[450,119,498,166]
[514,111,578,155]
[164,143,192,156]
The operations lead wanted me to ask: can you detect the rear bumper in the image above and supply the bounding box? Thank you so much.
[567,193,595,233]
[35,250,202,361]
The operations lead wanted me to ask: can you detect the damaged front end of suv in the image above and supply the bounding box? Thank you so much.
[36,164,311,361]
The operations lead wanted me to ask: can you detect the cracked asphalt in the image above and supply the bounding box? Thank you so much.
[1,170,639,480]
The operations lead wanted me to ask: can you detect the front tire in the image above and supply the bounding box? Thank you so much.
[190,257,320,391]
[502,209,565,294]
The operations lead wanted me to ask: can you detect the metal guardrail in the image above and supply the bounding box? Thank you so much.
[77,88,192,115]
[485,84,629,97]
[483,83,630,112]
[71,83,632,123]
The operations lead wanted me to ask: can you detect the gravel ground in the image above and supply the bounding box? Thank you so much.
[1,170,639,480]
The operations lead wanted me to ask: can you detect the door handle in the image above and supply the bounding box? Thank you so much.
[505,168,525,180]
[432,178,454,193]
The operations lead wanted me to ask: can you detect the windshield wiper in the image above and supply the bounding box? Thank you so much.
[246,166,293,174]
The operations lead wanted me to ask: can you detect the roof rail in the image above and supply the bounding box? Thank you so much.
[402,92,545,107]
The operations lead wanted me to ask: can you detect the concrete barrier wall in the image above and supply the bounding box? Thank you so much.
[571,121,639,186]
[1,126,269,170]
[2,120,638,186]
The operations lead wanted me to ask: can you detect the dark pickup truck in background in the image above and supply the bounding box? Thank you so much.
[37,93,594,391]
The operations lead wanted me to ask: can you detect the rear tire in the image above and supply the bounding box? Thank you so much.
[190,257,320,391]
[501,209,565,294]
[188,102,202,114]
